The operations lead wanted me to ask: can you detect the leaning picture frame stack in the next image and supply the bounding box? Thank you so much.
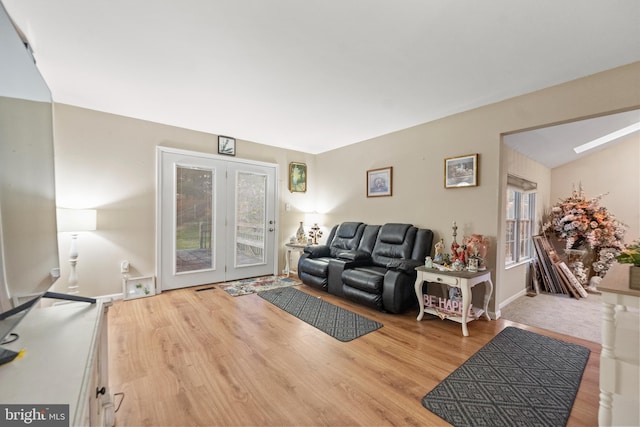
[444,153,478,188]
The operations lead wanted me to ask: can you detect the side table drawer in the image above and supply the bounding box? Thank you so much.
[422,272,459,287]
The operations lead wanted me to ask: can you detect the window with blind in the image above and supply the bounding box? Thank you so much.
[505,175,537,266]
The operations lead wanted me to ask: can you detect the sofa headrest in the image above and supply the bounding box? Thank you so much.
[379,223,412,244]
[336,222,364,239]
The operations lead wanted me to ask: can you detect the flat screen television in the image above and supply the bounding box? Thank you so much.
[0,3,93,366]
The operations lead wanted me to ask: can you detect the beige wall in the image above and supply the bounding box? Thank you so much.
[314,61,640,314]
[52,62,640,314]
[52,105,318,296]
[551,133,640,241]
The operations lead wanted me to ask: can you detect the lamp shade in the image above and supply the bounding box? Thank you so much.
[57,208,97,232]
[304,212,323,226]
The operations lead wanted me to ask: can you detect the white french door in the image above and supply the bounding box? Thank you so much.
[157,147,277,291]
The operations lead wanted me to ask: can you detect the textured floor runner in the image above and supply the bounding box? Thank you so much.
[258,287,382,342]
[421,326,590,427]
[218,275,298,296]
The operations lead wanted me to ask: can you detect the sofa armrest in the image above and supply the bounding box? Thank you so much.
[336,250,372,263]
[386,259,423,273]
[304,245,330,258]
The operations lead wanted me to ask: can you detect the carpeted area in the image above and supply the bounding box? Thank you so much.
[218,275,299,296]
[500,292,602,343]
[258,287,383,342]
[421,326,590,427]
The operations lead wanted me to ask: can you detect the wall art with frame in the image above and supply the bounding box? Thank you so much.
[444,153,478,188]
[367,166,393,197]
[218,135,236,156]
[289,162,307,192]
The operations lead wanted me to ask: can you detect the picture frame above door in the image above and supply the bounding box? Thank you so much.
[218,135,236,156]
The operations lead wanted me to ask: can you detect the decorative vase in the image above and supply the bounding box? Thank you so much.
[630,266,640,290]
[296,221,306,244]
[464,234,490,270]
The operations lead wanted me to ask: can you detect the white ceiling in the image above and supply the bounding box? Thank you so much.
[505,109,640,168]
[2,0,640,157]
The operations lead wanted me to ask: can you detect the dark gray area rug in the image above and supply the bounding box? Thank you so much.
[421,326,590,427]
[258,287,382,342]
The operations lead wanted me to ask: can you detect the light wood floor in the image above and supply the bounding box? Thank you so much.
[108,283,600,426]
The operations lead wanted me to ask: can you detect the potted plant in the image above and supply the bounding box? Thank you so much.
[616,239,640,289]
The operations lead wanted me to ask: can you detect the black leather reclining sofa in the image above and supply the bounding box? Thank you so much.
[297,222,433,313]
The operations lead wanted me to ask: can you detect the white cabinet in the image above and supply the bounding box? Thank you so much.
[597,263,640,427]
[0,299,114,426]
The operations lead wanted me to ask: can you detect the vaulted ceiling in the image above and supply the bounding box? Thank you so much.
[2,0,640,160]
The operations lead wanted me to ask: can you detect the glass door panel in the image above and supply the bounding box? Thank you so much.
[175,166,213,273]
[235,171,267,267]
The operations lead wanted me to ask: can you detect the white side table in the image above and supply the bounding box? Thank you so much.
[284,243,307,276]
[414,266,493,337]
[597,263,640,427]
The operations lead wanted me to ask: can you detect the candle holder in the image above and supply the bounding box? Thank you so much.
[308,223,323,245]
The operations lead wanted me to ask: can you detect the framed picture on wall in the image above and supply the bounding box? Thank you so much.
[444,153,478,188]
[367,167,392,197]
[218,135,236,156]
[289,162,307,192]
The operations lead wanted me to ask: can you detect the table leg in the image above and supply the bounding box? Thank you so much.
[461,283,470,337]
[284,248,292,276]
[598,301,616,427]
[415,273,425,321]
[483,278,493,320]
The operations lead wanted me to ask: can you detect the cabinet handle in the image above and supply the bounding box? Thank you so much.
[96,386,106,398]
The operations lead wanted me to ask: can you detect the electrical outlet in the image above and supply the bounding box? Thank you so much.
[120,260,130,274]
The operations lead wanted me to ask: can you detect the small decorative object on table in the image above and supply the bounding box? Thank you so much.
[424,256,433,268]
[308,223,323,245]
[464,234,490,270]
[296,221,306,244]
[615,238,640,290]
[467,257,478,272]
[433,238,445,263]
[451,221,460,262]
